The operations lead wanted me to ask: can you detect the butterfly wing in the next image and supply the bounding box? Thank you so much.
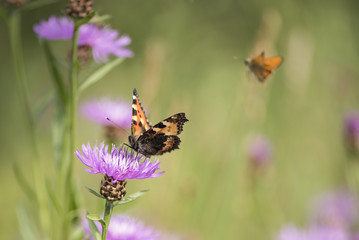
[131,88,152,140]
[138,113,188,156]
[263,56,283,72]
[245,52,283,82]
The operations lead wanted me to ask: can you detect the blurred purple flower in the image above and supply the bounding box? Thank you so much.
[75,142,164,181]
[33,16,133,63]
[308,189,357,230]
[83,214,161,240]
[277,225,306,240]
[277,225,350,240]
[248,135,273,167]
[80,98,131,128]
[343,111,359,150]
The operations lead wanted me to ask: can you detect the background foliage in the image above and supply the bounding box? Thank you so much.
[1,0,359,239]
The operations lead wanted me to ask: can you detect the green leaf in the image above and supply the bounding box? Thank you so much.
[86,215,102,240]
[42,41,66,105]
[52,94,66,166]
[87,187,104,199]
[75,11,96,27]
[12,163,36,201]
[20,0,59,12]
[17,204,39,240]
[33,90,54,122]
[89,14,111,24]
[87,214,102,222]
[79,58,125,94]
[45,178,63,215]
[113,189,149,206]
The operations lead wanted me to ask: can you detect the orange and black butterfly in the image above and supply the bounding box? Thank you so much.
[244,51,283,82]
[128,88,188,158]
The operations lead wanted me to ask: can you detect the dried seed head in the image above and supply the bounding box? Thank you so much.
[100,175,127,201]
[67,45,92,66]
[66,0,93,19]
[76,45,92,65]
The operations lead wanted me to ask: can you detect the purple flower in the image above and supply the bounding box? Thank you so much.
[75,142,164,181]
[248,135,273,167]
[343,111,359,150]
[308,189,357,230]
[277,225,307,240]
[83,214,161,240]
[277,225,350,240]
[80,98,131,128]
[33,16,133,63]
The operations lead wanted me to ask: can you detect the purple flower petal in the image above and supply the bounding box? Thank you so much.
[33,16,133,63]
[248,135,273,167]
[80,98,132,128]
[75,142,165,181]
[83,214,162,240]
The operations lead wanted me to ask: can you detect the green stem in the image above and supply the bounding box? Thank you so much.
[8,11,48,232]
[61,13,95,239]
[102,200,114,240]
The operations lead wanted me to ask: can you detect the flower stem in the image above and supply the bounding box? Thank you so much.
[102,200,114,240]
[61,13,95,239]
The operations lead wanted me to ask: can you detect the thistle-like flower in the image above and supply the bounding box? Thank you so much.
[277,225,350,240]
[80,98,132,142]
[248,135,273,169]
[308,189,357,230]
[80,98,131,128]
[83,214,162,240]
[33,16,133,63]
[75,142,164,200]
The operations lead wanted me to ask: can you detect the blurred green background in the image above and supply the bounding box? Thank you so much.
[1,0,359,239]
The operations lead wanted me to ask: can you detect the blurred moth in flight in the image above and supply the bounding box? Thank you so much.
[128,88,188,158]
[244,51,283,82]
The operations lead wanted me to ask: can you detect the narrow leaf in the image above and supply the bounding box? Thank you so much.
[42,41,66,105]
[33,90,54,122]
[12,163,36,201]
[52,95,66,166]
[79,58,125,93]
[17,204,38,240]
[87,187,104,199]
[86,215,102,240]
[89,14,111,24]
[75,11,95,27]
[45,178,63,215]
[87,214,102,222]
[113,189,149,206]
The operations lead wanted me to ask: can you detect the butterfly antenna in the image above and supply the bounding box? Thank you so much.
[105,117,130,135]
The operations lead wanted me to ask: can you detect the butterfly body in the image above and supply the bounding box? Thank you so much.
[129,88,188,157]
[245,51,283,82]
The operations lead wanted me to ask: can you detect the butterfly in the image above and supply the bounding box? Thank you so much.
[244,51,283,82]
[128,88,188,158]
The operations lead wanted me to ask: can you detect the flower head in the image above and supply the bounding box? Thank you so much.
[33,16,133,63]
[343,111,359,150]
[80,98,131,128]
[248,135,273,167]
[75,142,164,181]
[83,214,161,240]
[308,189,357,230]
